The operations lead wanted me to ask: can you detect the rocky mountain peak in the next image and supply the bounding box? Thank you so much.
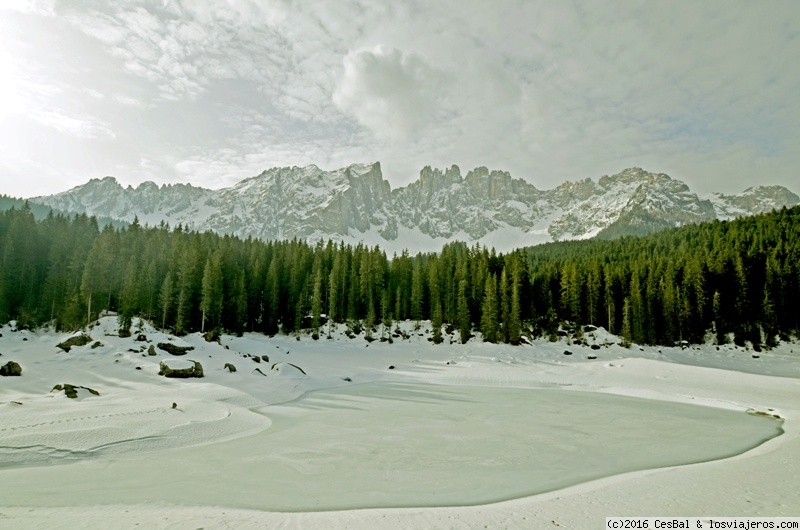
[28,163,799,253]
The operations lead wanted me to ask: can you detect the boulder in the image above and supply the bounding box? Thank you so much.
[135,334,148,342]
[57,334,93,352]
[159,360,204,378]
[157,342,195,356]
[91,341,103,349]
[0,361,22,377]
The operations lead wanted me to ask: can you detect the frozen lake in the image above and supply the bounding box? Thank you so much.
[0,382,782,511]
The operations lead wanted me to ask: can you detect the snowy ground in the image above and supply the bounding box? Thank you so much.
[0,317,798,529]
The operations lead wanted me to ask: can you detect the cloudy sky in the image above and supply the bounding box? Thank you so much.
[1,0,798,198]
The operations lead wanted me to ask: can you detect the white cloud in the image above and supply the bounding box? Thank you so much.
[334,46,448,140]
[31,110,116,140]
[112,94,147,108]
[0,0,54,15]
[2,1,799,198]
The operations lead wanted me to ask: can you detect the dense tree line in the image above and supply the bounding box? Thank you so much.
[0,203,798,347]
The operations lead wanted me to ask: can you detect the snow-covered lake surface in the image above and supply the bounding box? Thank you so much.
[0,317,798,528]
[1,382,780,511]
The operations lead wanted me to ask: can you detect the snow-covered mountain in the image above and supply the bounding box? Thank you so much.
[30,163,799,253]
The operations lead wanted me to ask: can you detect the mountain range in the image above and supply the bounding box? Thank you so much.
[29,163,799,253]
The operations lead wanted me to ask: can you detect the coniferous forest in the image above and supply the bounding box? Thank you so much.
[0,203,798,348]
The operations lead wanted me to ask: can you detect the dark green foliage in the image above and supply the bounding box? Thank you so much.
[0,205,798,347]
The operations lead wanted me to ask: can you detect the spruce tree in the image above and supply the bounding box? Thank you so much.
[480,274,498,343]
[263,258,280,336]
[499,268,510,343]
[118,257,139,336]
[231,270,248,336]
[158,273,173,329]
[200,253,223,333]
[431,300,443,344]
[457,279,470,343]
[411,259,423,323]
[507,255,523,345]
[621,297,632,348]
[311,266,322,339]
[328,267,338,337]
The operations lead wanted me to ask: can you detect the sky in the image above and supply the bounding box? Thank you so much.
[0,0,798,198]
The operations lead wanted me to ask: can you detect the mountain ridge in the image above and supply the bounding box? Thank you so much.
[29,163,799,253]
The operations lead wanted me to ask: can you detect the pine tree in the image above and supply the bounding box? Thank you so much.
[621,297,632,348]
[231,270,248,336]
[174,243,197,336]
[158,273,173,331]
[264,258,280,336]
[508,258,522,345]
[411,259,423,323]
[118,257,139,336]
[604,265,616,334]
[629,270,645,345]
[80,227,115,327]
[480,274,499,343]
[380,288,390,340]
[431,300,443,344]
[762,286,778,347]
[365,299,375,342]
[586,259,602,325]
[712,290,725,345]
[311,266,322,339]
[499,268,510,343]
[200,253,223,333]
[457,279,470,343]
[661,264,679,344]
[328,267,338,337]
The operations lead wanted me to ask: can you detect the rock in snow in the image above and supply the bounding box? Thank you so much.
[159,360,204,378]
[0,361,22,376]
